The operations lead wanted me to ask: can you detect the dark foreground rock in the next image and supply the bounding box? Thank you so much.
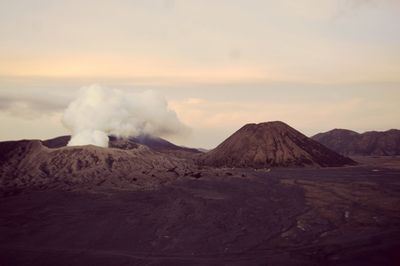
[1,165,400,266]
[0,124,399,265]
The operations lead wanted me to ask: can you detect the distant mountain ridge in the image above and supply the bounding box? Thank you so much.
[0,121,358,196]
[201,121,355,168]
[312,129,400,156]
[41,135,201,153]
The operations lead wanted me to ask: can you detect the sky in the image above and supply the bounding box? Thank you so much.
[0,0,399,148]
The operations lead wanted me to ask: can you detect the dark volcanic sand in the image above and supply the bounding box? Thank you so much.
[1,163,400,265]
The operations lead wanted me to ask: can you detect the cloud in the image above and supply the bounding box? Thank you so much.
[62,85,189,147]
[169,94,400,148]
[333,0,375,19]
[0,95,66,119]
[0,86,76,118]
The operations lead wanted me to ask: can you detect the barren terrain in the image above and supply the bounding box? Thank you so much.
[1,159,400,265]
[1,127,400,265]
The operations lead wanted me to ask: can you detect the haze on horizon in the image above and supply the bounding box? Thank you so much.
[0,0,399,149]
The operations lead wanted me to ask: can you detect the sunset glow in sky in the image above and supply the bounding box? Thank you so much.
[1,0,399,148]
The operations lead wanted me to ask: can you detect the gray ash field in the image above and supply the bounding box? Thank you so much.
[1,164,400,265]
[1,123,400,266]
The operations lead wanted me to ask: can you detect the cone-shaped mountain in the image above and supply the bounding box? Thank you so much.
[201,121,355,168]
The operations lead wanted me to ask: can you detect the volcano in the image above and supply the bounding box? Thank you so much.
[0,138,198,196]
[2,122,400,266]
[42,135,201,154]
[312,128,400,156]
[201,121,355,168]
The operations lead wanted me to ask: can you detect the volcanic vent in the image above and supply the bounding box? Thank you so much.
[201,121,355,168]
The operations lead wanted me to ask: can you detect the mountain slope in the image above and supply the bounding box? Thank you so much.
[129,135,201,153]
[42,135,200,153]
[201,121,355,168]
[312,129,400,156]
[0,140,196,195]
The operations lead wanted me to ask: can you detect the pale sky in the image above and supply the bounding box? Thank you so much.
[0,0,399,148]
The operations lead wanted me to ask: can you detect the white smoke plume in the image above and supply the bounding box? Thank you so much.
[62,85,188,147]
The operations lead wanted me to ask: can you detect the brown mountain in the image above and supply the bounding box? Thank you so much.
[0,139,197,196]
[312,128,400,156]
[201,121,355,168]
[128,135,201,153]
[42,135,201,154]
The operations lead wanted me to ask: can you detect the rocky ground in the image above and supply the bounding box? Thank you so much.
[0,140,201,196]
[1,156,400,265]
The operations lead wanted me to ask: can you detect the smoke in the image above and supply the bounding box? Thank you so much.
[62,85,188,147]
